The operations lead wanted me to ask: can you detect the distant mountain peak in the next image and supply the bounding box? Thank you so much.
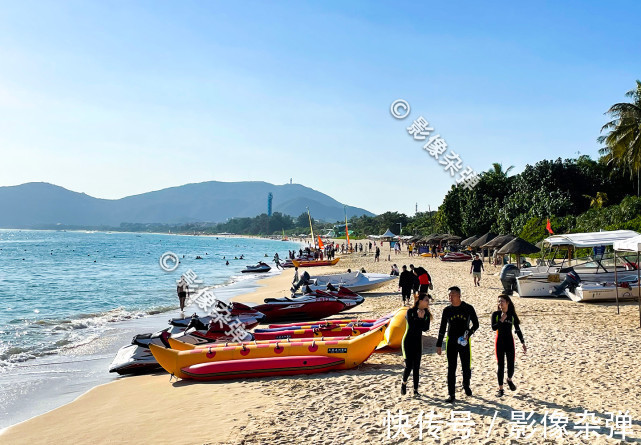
[0,180,375,228]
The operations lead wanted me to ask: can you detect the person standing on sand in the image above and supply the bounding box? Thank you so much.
[374,247,380,262]
[492,294,527,397]
[273,252,282,269]
[470,254,484,286]
[400,293,432,397]
[436,286,479,403]
[413,266,433,295]
[398,265,414,305]
[292,266,299,285]
[409,264,420,299]
[176,277,189,313]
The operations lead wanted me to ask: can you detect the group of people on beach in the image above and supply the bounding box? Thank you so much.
[397,264,433,305]
[401,286,526,402]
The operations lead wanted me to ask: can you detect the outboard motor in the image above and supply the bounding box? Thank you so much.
[500,264,520,295]
[291,271,311,293]
[550,268,581,296]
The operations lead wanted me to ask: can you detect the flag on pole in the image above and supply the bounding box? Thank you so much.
[317,236,324,249]
[344,206,350,249]
[546,219,554,234]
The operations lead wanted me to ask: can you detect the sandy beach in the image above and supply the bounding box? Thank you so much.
[2,245,640,444]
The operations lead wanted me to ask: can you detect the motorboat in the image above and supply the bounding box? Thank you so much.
[251,294,347,322]
[565,274,640,302]
[241,262,272,273]
[307,272,396,293]
[440,252,472,262]
[515,230,639,297]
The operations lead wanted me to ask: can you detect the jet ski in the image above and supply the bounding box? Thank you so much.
[303,286,365,312]
[252,294,346,322]
[109,313,257,375]
[241,262,272,273]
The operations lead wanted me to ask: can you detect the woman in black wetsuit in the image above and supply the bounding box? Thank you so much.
[492,294,527,397]
[401,293,432,397]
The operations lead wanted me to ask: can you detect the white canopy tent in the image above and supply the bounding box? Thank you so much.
[613,235,641,327]
[381,229,397,238]
[544,230,639,247]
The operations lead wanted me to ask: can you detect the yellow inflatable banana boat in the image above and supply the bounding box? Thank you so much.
[149,321,387,380]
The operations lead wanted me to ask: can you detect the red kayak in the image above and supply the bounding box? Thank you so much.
[265,310,396,330]
[253,295,346,322]
[253,324,373,340]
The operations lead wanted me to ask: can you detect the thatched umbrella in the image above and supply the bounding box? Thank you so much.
[482,234,516,265]
[497,237,540,268]
[470,232,497,249]
[460,235,479,247]
[443,235,462,244]
[469,232,497,262]
[482,234,515,250]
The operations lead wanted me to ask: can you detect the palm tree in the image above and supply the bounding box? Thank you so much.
[598,80,641,196]
[489,162,515,177]
[582,192,608,209]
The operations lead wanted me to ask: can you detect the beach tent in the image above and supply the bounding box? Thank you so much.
[381,229,397,238]
[613,235,641,327]
[497,237,540,269]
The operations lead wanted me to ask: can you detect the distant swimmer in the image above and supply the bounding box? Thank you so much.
[240,255,244,259]
[234,256,238,260]
[492,295,527,397]
[226,260,229,266]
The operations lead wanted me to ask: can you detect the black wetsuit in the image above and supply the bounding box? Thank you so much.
[491,311,524,386]
[402,307,430,390]
[398,270,414,303]
[436,302,479,397]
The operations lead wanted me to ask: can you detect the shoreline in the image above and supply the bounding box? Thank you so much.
[0,233,305,433]
[3,252,641,444]
[0,267,297,435]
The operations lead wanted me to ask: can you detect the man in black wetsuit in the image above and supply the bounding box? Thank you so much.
[436,286,479,403]
[398,265,414,305]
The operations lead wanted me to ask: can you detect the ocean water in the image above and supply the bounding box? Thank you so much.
[0,230,300,370]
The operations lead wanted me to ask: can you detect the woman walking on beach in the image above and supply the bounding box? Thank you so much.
[492,294,527,397]
[400,293,432,397]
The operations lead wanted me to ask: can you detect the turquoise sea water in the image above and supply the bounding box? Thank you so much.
[0,230,300,370]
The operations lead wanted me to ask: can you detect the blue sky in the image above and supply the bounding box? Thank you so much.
[0,1,640,216]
